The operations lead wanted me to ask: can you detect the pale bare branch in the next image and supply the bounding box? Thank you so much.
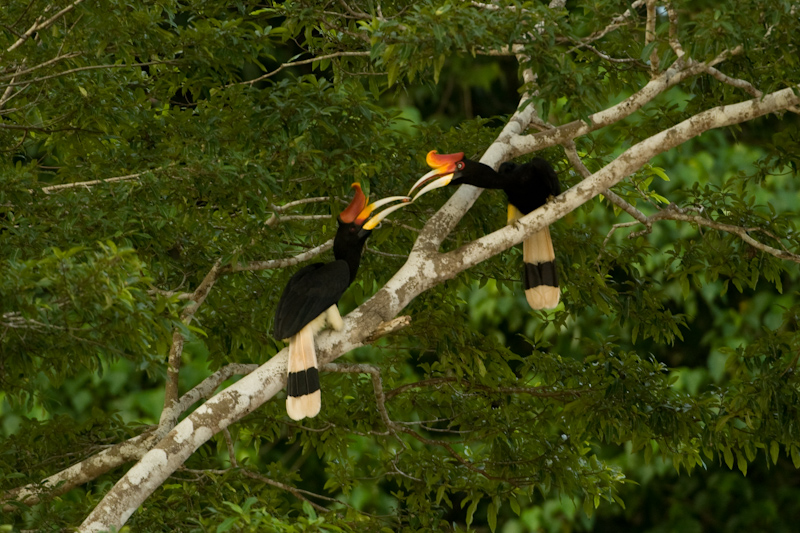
[666,4,685,58]
[7,0,85,52]
[40,166,173,194]
[223,239,334,273]
[509,48,746,157]
[2,361,259,510]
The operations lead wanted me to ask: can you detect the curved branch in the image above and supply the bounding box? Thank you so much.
[2,363,258,510]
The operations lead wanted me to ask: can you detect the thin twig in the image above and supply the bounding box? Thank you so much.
[236,51,370,86]
[222,428,237,468]
[40,165,174,194]
[223,239,334,273]
[666,4,685,58]
[7,0,85,52]
[645,0,659,75]
[0,51,82,80]
[562,140,648,224]
[0,60,175,89]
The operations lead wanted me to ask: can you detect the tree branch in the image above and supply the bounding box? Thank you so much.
[236,51,371,86]
[0,51,83,81]
[508,57,712,156]
[629,205,800,264]
[6,0,85,52]
[645,0,659,75]
[562,140,649,224]
[3,363,258,510]
[40,167,174,194]
[223,239,334,273]
[0,60,176,89]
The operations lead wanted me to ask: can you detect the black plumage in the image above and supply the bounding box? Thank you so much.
[410,152,561,308]
[273,184,409,420]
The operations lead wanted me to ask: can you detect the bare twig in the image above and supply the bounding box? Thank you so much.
[366,245,407,259]
[565,0,646,54]
[223,239,334,273]
[222,428,237,468]
[705,65,800,114]
[236,51,370,86]
[598,203,800,265]
[652,207,800,264]
[181,260,223,321]
[562,140,648,224]
[240,470,331,513]
[645,0,659,75]
[0,61,25,109]
[666,4,685,58]
[0,51,82,80]
[266,214,330,227]
[321,363,395,436]
[0,60,175,89]
[163,330,185,410]
[7,0,85,52]
[40,166,173,194]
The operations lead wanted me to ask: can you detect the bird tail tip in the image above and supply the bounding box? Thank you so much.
[523,227,560,310]
[286,326,322,419]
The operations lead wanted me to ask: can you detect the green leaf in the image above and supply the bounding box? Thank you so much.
[303,500,317,521]
[770,441,780,465]
[466,498,479,527]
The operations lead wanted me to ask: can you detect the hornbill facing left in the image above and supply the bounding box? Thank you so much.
[273,184,409,420]
[409,151,562,310]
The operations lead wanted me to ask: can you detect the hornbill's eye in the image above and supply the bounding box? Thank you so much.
[456,161,464,170]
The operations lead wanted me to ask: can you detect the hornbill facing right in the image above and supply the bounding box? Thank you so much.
[273,184,409,420]
[409,151,562,310]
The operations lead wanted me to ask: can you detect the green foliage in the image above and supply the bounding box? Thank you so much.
[1,0,799,531]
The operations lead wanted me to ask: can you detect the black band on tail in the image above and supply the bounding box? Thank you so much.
[524,261,559,289]
[287,368,320,398]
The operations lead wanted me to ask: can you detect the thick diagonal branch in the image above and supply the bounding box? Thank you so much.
[2,363,257,510]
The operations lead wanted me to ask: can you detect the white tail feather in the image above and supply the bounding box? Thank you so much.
[286,324,321,420]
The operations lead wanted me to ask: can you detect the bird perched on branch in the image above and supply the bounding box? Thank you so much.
[273,184,409,420]
[409,151,561,309]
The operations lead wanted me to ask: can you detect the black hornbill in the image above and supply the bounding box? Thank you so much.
[409,151,561,310]
[273,184,409,420]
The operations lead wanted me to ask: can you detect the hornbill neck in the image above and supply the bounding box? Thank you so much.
[454,159,515,190]
[333,221,368,284]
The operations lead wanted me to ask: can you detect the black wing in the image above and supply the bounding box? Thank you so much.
[273,260,351,339]
[501,158,560,214]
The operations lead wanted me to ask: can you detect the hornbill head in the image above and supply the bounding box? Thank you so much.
[338,183,410,240]
[408,150,493,200]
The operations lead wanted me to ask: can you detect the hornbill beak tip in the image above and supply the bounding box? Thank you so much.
[411,174,454,201]
[358,195,412,231]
